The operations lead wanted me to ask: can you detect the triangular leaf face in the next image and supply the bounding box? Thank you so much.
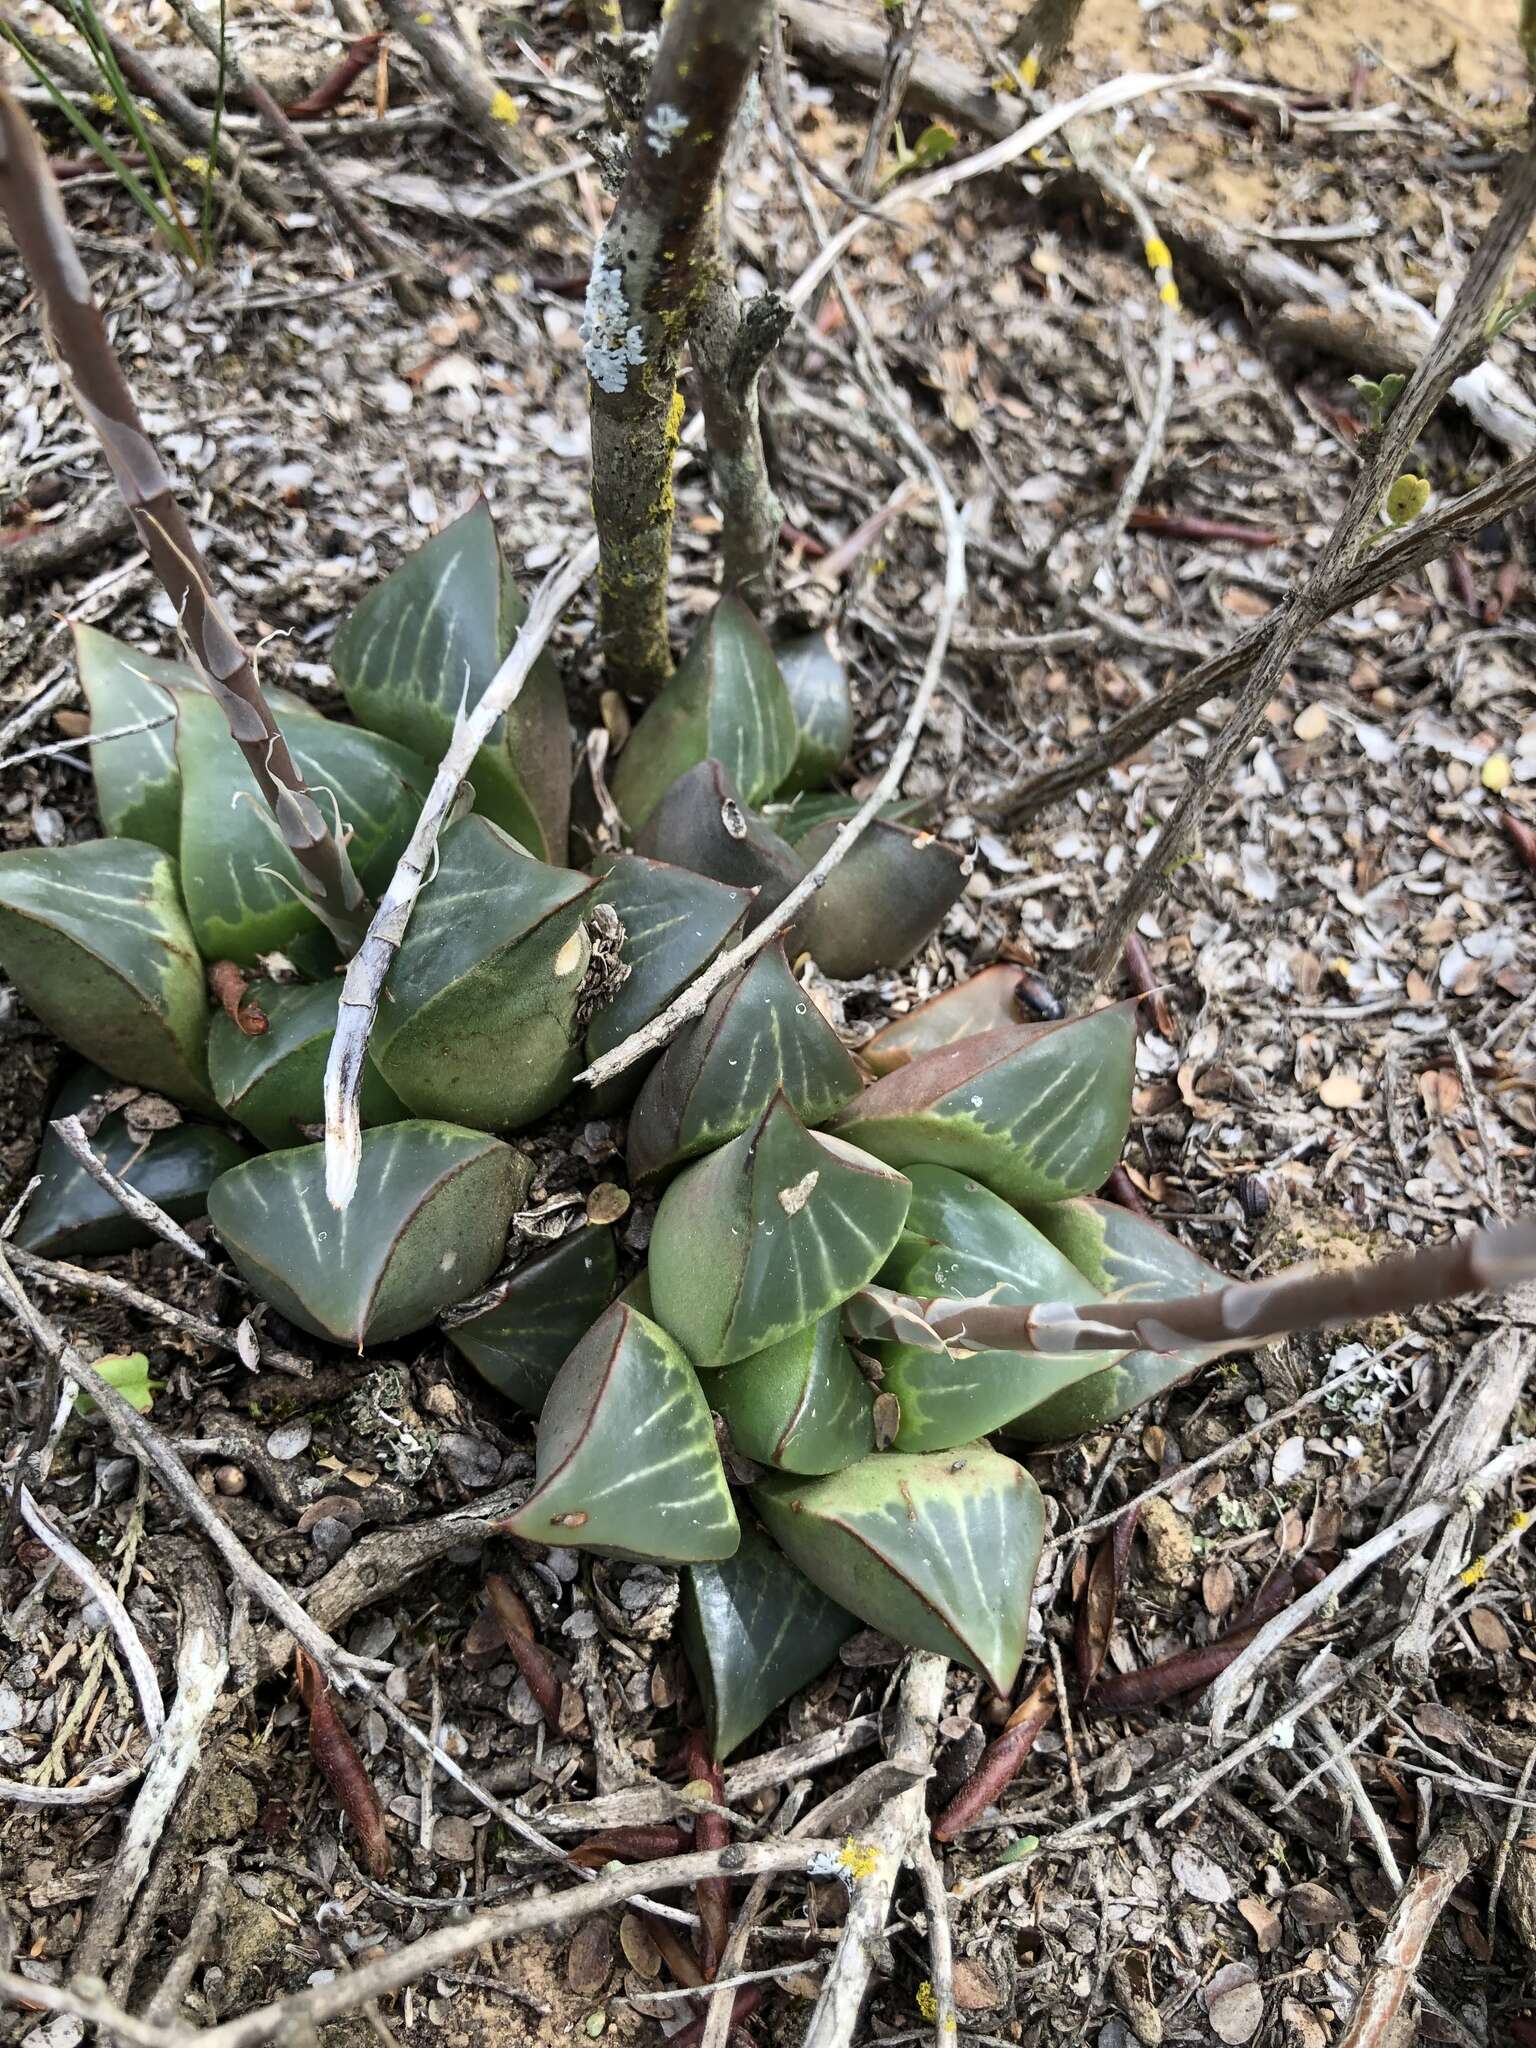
[371,815,596,1130]
[633,759,805,931]
[444,1226,619,1412]
[16,1063,246,1258]
[829,1005,1136,1205]
[648,1096,911,1368]
[875,1167,1115,1450]
[773,629,853,796]
[754,1443,1043,1694]
[209,979,407,1150]
[1003,1197,1229,1441]
[503,1303,740,1563]
[330,501,572,862]
[711,1310,875,1473]
[207,1121,530,1348]
[627,942,862,1182]
[0,840,213,1107]
[176,692,430,969]
[682,1516,857,1757]
[78,625,306,854]
[862,966,1028,1076]
[768,790,933,848]
[77,626,198,853]
[610,597,797,829]
[793,819,965,978]
[583,853,751,1063]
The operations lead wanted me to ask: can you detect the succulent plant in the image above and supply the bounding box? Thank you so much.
[8,511,1534,1760]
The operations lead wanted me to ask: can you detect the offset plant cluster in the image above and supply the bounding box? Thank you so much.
[3,35,1534,1767]
[0,499,1244,1751]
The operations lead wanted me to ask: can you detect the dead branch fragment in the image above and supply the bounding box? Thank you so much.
[1337,1822,1491,2048]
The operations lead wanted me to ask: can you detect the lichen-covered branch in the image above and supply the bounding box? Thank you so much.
[0,86,370,952]
[378,0,528,176]
[586,0,774,691]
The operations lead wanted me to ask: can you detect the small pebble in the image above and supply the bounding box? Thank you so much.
[213,1464,247,1496]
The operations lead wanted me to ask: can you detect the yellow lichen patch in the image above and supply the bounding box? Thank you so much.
[489,88,519,126]
[1482,753,1513,793]
[917,1983,939,2022]
[839,1838,880,1880]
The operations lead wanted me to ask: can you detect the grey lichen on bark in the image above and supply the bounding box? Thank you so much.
[584,0,774,693]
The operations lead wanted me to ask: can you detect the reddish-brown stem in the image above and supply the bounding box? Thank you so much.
[0,88,369,953]
[294,1648,390,1878]
[483,1575,563,1733]
[284,36,383,116]
[684,1731,732,1977]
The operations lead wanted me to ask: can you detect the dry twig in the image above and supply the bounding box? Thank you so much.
[322,535,598,1208]
[1090,136,1536,975]
[1336,1822,1490,2048]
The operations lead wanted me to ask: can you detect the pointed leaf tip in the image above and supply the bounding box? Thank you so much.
[504,1302,739,1563]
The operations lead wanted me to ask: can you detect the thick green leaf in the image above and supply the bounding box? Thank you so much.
[209,979,406,1150]
[626,942,868,1187]
[610,596,797,829]
[633,759,805,931]
[0,840,213,1107]
[16,1063,246,1258]
[754,1443,1043,1693]
[444,1226,619,1412]
[207,1121,529,1347]
[862,966,1027,1076]
[371,815,596,1130]
[875,1165,1114,1450]
[793,819,964,978]
[682,1516,856,1757]
[330,500,571,862]
[502,1302,739,1563]
[711,1310,874,1473]
[584,853,751,1061]
[77,625,198,853]
[829,1005,1136,1205]
[1003,1197,1228,1440]
[177,692,430,970]
[648,1095,911,1368]
[627,941,862,1183]
[767,791,932,848]
[77,624,305,853]
[773,628,852,795]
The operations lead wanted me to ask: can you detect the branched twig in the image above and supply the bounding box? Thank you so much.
[379,0,527,175]
[801,1654,947,2048]
[47,1114,212,1266]
[1204,1440,1536,1741]
[70,1542,228,1977]
[163,0,430,313]
[986,446,1536,820]
[579,35,969,1092]
[142,1847,230,2026]
[6,1244,299,1372]
[1090,136,1536,976]
[321,535,598,1209]
[0,1839,842,2048]
[0,87,369,949]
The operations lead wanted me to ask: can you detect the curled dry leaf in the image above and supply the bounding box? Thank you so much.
[683,1729,731,1978]
[293,1647,390,1880]
[483,1574,563,1732]
[208,959,269,1037]
[568,1824,690,1868]
[1075,1506,1139,1692]
[931,1670,1056,1843]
